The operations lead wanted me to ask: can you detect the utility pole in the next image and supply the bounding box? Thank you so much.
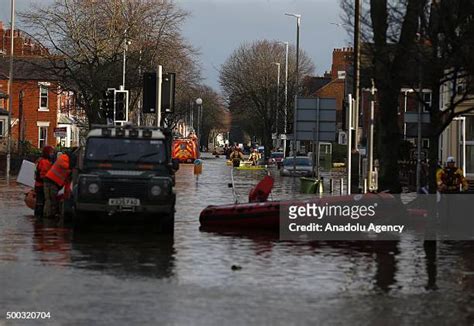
[6,0,15,184]
[122,29,127,90]
[368,79,375,191]
[278,41,289,157]
[196,98,203,150]
[283,42,289,157]
[353,0,361,150]
[350,0,361,193]
[347,94,353,195]
[285,13,301,175]
[273,62,281,147]
[18,90,23,154]
[416,32,423,193]
[156,65,162,127]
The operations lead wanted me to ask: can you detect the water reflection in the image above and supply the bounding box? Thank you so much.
[424,240,438,290]
[32,220,72,266]
[70,231,176,279]
[200,225,401,293]
[30,218,176,279]
[2,158,474,324]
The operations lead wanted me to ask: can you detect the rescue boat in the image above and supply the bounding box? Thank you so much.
[199,175,424,231]
[199,193,403,230]
[235,165,266,171]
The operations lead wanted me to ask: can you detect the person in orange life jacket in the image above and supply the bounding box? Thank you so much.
[43,151,74,219]
[437,156,469,193]
[34,146,55,217]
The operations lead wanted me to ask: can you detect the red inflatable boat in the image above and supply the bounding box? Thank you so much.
[199,174,428,231]
[200,192,405,230]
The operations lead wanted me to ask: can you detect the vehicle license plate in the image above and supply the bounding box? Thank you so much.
[108,198,140,206]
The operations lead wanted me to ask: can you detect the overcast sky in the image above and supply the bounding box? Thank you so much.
[0,0,349,91]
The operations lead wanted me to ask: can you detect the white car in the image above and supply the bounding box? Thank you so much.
[280,156,314,177]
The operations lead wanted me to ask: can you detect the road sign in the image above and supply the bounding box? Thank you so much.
[194,159,202,175]
[404,112,430,123]
[54,127,67,138]
[295,97,337,142]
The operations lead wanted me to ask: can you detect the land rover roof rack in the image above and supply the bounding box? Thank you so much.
[90,124,168,132]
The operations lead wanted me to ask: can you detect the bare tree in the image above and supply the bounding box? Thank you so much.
[219,40,314,157]
[20,0,200,125]
[197,85,230,150]
[164,84,229,150]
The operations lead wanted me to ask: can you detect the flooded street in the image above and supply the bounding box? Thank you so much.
[1,154,474,325]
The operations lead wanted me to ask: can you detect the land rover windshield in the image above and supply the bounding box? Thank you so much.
[86,138,166,164]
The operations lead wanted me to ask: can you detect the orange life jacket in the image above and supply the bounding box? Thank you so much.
[439,167,468,192]
[45,154,71,187]
[35,157,53,187]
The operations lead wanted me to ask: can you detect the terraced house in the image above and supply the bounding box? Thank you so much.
[0,21,80,152]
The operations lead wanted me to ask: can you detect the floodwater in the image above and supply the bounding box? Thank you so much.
[0,155,473,325]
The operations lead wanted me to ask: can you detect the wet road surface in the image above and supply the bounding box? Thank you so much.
[1,155,474,325]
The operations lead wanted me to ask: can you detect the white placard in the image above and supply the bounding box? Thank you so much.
[16,160,36,188]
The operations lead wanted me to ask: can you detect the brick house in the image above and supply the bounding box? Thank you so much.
[0,58,61,150]
[0,21,80,151]
[302,48,353,131]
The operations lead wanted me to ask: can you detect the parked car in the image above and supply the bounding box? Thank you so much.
[268,151,284,168]
[280,156,314,177]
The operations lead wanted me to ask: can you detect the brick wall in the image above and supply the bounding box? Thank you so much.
[314,80,345,128]
[0,80,58,149]
[331,48,353,80]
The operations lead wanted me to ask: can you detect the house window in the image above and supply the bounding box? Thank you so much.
[422,138,430,149]
[38,126,48,148]
[39,85,48,110]
[466,116,474,175]
[466,116,474,141]
[0,120,4,137]
[423,91,432,112]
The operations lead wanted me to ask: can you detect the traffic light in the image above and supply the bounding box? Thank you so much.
[142,71,176,114]
[143,72,157,114]
[114,90,128,122]
[162,73,175,113]
[102,89,115,120]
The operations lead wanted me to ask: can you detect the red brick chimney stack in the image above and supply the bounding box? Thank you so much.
[331,47,353,80]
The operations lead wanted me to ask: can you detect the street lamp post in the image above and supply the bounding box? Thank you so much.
[6,0,15,184]
[272,62,281,148]
[122,30,131,90]
[285,13,301,175]
[196,98,203,150]
[278,41,289,157]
